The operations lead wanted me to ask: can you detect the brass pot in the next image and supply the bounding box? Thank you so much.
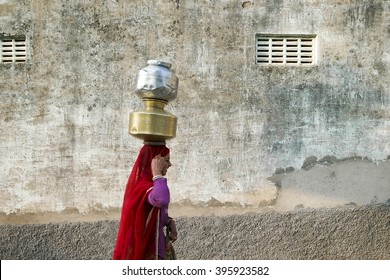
[129,99,177,142]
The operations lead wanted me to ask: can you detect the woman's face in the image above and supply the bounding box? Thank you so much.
[161,154,171,176]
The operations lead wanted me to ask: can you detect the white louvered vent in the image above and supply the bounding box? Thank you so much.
[256,34,317,66]
[1,35,27,64]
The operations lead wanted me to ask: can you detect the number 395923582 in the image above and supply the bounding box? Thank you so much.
[215,266,269,276]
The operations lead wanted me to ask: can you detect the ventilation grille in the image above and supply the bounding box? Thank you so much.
[1,36,27,64]
[256,34,317,66]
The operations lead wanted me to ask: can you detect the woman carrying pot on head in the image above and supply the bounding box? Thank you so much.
[113,144,178,260]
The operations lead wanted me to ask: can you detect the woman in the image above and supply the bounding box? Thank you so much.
[113,144,177,260]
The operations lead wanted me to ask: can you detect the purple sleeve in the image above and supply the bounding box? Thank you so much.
[147,178,170,208]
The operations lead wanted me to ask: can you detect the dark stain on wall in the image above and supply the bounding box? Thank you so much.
[345,0,384,29]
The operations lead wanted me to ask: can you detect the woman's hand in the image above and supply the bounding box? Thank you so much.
[167,219,178,242]
[151,155,165,177]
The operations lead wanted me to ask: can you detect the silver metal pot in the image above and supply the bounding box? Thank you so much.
[135,60,178,102]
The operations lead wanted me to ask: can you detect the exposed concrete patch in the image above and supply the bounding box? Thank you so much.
[0,209,121,225]
[269,157,390,211]
[172,187,278,209]
[301,155,373,170]
[0,205,276,225]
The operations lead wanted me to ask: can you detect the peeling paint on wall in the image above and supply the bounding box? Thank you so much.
[269,157,390,211]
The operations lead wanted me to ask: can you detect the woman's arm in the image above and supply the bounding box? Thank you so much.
[148,155,170,207]
[148,177,170,208]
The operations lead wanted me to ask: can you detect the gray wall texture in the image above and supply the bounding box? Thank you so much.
[1,0,389,214]
[1,0,389,260]
[1,205,389,260]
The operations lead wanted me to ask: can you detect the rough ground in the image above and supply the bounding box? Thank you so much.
[1,204,389,260]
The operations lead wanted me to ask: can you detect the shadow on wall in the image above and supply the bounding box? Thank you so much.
[268,157,390,211]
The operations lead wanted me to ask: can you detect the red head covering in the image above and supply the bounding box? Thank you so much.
[113,144,170,260]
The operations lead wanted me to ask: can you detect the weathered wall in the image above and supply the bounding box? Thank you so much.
[1,205,389,259]
[271,157,390,211]
[1,0,389,215]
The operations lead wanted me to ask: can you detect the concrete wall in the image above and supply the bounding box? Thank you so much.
[1,205,389,259]
[1,0,389,215]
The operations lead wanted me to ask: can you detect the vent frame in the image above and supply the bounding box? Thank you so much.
[0,34,27,64]
[255,34,317,66]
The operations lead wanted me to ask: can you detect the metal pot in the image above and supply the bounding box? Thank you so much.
[129,60,179,142]
[135,60,178,102]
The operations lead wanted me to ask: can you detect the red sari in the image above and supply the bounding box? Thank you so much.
[113,145,170,260]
